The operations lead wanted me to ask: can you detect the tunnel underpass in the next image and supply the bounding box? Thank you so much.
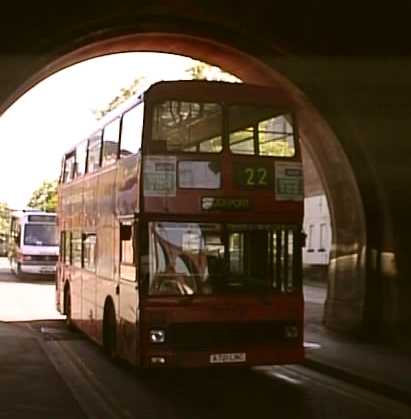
[0,2,409,343]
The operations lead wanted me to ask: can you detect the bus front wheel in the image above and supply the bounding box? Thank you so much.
[64,288,74,330]
[103,301,117,360]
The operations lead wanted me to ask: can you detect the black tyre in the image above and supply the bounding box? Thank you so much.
[64,288,74,330]
[103,302,117,359]
[16,262,22,278]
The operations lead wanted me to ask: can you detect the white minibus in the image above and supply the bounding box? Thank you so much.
[9,210,59,277]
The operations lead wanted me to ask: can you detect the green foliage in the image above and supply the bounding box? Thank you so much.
[0,202,11,235]
[93,60,240,121]
[185,61,240,82]
[27,180,58,212]
[187,62,209,80]
[93,76,144,120]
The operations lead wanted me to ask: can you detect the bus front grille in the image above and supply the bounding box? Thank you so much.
[28,255,58,262]
[167,321,294,348]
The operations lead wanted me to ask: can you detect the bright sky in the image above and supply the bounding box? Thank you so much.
[0,52,205,209]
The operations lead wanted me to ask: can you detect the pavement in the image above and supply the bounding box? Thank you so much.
[0,259,87,418]
[303,280,411,405]
[0,320,88,418]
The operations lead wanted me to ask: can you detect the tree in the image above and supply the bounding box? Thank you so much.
[27,180,58,212]
[93,60,240,120]
[93,76,145,120]
[0,202,11,235]
[185,61,240,82]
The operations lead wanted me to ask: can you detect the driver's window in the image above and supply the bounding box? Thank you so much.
[120,221,137,281]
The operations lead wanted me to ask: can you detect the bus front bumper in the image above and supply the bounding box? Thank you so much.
[20,264,56,275]
[142,344,305,368]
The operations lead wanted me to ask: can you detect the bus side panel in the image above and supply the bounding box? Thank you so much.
[116,157,141,365]
[118,279,139,366]
[95,168,118,346]
[81,269,97,338]
[56,262,63,313]
[84,176,97,232]
[117,154,139,215]
[57,184,66,314]
[70,267,83,327]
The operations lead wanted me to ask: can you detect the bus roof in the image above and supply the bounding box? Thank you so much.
[11,210,56,221]
[145,80,293,106]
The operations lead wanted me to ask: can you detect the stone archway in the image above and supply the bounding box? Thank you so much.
[2,30,374,336]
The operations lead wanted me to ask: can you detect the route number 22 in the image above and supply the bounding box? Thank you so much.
[244,167,268,186]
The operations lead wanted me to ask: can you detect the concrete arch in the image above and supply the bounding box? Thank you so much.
[0,24,392,337]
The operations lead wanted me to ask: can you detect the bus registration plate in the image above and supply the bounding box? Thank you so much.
[209,352,246,364]
[40,267,54,273]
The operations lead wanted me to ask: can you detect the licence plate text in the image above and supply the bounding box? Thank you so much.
[209,352,246,364]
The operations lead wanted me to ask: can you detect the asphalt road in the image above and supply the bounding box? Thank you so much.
[0,258,409,419]
[0,257,63,322]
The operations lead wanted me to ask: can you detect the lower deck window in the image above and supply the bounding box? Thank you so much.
[82,234,96,271]
[64,232,71,265]
[120,222,136,281]
[71,232,82,268]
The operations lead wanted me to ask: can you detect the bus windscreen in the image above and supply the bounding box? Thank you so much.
[147,222,299,296]
[24,224,58,246]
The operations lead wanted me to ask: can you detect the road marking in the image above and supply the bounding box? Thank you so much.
[26,324,133,419]
[304,341,321,349]
[258,365,411,418]
[269,371,302,385]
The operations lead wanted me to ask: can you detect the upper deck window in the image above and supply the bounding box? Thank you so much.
[120,103,144,157]
[63,153,76,183]
[229,106,295,157]
[151,101,222,153]
[87,130,102,173]
[75,141,87,177]
[102,118,120,167]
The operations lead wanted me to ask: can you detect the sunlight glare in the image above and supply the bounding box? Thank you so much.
[0,52,201,209]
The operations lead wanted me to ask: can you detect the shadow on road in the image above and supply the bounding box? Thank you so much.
[0,273,55,286]
[137,366,311,419]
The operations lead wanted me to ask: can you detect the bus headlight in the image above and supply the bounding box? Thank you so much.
[22,255,33,261]
[149,329,166,343]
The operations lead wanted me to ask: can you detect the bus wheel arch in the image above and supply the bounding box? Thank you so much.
[103,297,117,359]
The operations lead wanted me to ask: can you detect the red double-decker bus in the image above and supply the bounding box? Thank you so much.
[57,80,305,368]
